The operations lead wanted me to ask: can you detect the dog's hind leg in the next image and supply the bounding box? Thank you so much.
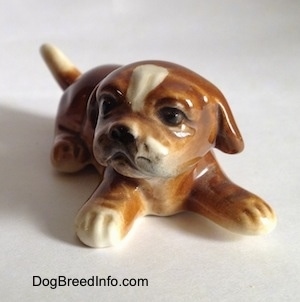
[51,132,92,173]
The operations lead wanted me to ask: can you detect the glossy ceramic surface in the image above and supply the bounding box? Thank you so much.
[41,44,276,248]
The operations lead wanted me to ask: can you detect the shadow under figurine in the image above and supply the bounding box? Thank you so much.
[40,44,276,248]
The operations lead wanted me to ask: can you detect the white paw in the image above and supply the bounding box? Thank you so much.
[75,206,123,248]
[237,198,277,235]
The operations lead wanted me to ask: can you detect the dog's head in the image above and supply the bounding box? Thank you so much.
[86,61,244,178]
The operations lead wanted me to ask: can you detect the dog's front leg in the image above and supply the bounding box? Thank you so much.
[186,160,276,235]
[75,176,145,248]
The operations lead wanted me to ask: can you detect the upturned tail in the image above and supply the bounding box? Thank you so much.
[40,44,81,90]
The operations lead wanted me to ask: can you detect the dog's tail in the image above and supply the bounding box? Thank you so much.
[40,44,81,90]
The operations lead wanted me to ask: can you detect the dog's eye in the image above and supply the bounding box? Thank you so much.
[158,107,185,126]
[100,94,119,116]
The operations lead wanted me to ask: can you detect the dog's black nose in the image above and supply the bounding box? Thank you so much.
[109,125,135,145]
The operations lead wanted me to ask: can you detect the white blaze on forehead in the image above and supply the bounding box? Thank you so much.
[126,64,169,111]
[146,136,169,156]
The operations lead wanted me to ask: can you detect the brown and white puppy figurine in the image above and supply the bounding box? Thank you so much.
[41,44,276,248]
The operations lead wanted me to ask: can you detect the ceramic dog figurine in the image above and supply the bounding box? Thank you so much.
[41,44,276,248]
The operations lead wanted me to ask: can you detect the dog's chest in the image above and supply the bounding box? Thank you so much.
[139,177,192,215]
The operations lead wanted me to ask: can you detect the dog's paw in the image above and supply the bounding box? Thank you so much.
[234,197,277,235]
[51,136,90,173]
[75,206,123,248]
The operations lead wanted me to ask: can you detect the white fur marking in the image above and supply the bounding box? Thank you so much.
[130,123,140,139]
[126,64,169,111]
[146,136,169,156]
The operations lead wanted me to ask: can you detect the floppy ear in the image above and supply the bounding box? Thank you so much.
[86,86,100,130]
[215,97,244,154]
[79,86,100,153]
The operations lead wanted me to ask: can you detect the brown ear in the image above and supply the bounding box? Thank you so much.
[86,86,99,130]
[215,98,244,154]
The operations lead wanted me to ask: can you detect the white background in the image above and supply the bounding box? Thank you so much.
[1,0,299,301]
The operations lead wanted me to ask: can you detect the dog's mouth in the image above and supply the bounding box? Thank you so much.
[135,156,152,169]
[107,152,135,166]
[105,151,159,178]
[94,135,170,178]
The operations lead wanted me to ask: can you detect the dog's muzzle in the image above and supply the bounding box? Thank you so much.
[94,122,172,178]
[109,124,135,146]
